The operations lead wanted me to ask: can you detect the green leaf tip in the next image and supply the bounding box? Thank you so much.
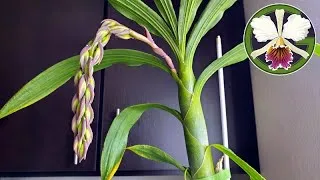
[213,144,266,180]
[314,43,320,57]
[127,144,186,172]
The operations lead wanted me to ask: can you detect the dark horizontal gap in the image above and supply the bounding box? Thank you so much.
[0,170,181,177]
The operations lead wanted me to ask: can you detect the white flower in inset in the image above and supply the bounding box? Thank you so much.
[250,9,311,70]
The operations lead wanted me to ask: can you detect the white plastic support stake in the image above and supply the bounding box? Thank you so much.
[216,36,230,171]
[116,108,121,116]
[74,154,78,165]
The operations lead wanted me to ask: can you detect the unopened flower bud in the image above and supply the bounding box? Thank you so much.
[85,128,93,144]
[84,60,94,78]
[80,118,87,140]
[82,142,90,160]
[77,98,86,119]
[109,26,131,39]
[77,142,85,162]
[74,70,83,86]
[85,105,94,124]
[101,33,111,46]
[73,136,79,153]
[92,43,104,64]
[71,94,79,113]
[78,76,86,99]
[80,46,90,69]
[71,115,77,134]
[86,84,95,104]
[77,117,83,132]
[87,76,95,88]
[101,19,117,27]
[84,88,91,104]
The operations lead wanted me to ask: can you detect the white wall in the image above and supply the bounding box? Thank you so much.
[243,0,320,180]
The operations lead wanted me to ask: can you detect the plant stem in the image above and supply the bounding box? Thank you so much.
[179,67,215,179]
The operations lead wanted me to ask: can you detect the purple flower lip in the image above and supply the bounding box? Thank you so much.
[265,45,293,70]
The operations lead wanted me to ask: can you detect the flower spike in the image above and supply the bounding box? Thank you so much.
[72,19,176,164]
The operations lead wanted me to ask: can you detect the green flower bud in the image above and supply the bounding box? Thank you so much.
[78,76,86,99]
[80,46,90,69]
[110,26,131,39]
[80,118,87,140]
[71,115,77,134]
[77,117,83,133]
[77,98,86,119]
[86,84,95,104]
[84,105,94,124]
[77,141,85,162]
[73,136,79,153]
[82,141,90,160]
[101,33,111,46]
[85,127,93,144]
[101,19,117,27]
[84,88,91,104]
[87,76,95,88]
[74,70,83,86]
[84,61,93,78]
[92,43,104,64]
[71,94,79,113]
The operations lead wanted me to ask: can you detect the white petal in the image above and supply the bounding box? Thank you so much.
[250,15,278,42]
[275,9,285,35]
[283,38,309,59]
[282,14,311,41]
[251,38,278,59]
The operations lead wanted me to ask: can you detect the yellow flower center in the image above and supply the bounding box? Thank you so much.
[275,37,285,47]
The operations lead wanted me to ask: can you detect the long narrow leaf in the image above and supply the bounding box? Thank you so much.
[100,103,182,180]
[213,144,265,180]
[0,49,170,119]
[186,0,237,66]
[127,144,186,172]
[154,0,177,38]
[178,0,203,57]
[194,43,247,96]
[109,0,179,57]
[315,43,320,56]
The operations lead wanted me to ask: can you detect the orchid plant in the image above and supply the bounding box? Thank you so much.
[0,0,268,179]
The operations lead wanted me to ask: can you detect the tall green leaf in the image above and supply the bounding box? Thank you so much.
[100,103,182,180]
[0,49,170,119]
[315,43,320,56]
[213,144,266,180]
[154,0,178,38]
[108,0,179,58]
[194,43,247,96]
[127,144,186,172]
[178,0,203,58]
[186,0,237,66]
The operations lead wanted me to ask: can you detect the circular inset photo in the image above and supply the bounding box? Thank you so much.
[244,3,316,75]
